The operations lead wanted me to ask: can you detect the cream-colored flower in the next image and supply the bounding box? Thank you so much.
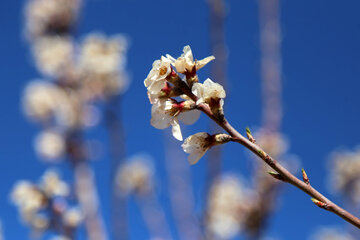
[63,207,83,228]
[23,81,61,121]
[25,0,80,38]
[192,78,226,105]
[207,175,247,239]
[40,170,69,197]
[182,132,211,165]
[150,99,200,141]
[32,36,74,77]
[11,181,45,215]
[79,33,127,75]
[144,56,172,95]
[116,155,154,194]
[166,45,215,74]
[34,130,65,161]
[329,147,360,203]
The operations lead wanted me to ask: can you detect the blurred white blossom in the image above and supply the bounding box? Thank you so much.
[329,147,360,203]
[23,81,62,122]
[79,33,127,75]
[39,170,69,197]
[63,207,83,228]
[35,130,65,161]
[25,0,81,39]
[11,181,46,221]
[206,175,249,239]
[116,155,154,195]
[32,36,74,77]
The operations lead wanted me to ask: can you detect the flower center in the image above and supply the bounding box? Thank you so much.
[159,66,168,76]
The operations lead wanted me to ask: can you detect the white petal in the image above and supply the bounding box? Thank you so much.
[166,54,176,65]
[192,82,204,98]
[175,58,187,73]
[171,119,183,141]
[196,56,215,70]
[188,150,207,165]
[179,110,200,125]
[183,45,193,62]
[150,101,171,129]
[147,79,166,94]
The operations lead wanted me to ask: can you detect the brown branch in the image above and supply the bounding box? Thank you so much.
[195,102,360,228]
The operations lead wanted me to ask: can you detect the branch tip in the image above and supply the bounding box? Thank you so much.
[245,127,256,143]
[302,168,310,185]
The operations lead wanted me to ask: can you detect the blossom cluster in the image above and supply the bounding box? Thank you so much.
[116,155,154,195]
[144,46,230,164]
[329,147,360,203]
[11,170,82,238]
[206,175,251,239]
[22,0,128,163]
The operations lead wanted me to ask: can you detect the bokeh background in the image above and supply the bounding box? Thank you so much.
[1,0,360,239]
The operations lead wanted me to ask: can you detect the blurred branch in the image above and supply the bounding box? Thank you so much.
[243,0,283,237]
[136,191,172,240]
[164,131,204,240]
[259,0,282,132]
[105,96,129,240]
[68,133,108,240]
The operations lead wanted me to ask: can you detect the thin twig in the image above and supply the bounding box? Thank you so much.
[177,87,360,228]
[200,103,360,228]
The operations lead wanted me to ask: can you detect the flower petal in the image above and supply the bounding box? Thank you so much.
[171,119,183,141]
[179,110,200,125]
[196,56,215,70]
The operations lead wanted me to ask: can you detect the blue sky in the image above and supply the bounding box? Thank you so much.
[1,0,360,239]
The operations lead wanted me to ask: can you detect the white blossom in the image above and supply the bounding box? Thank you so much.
[79,33,127,75]
[182,132,211,165]
[116,155,154,194]
[144,56,172,95]
[166,45,215,74]
[11,181,45,216]
[39,170,69,197]
[207,175,248,239]
[329,147,360,203]
[63,207,83,228]
[32,36,74,77]
[150,99,200,141]
[35,130,65,161]
[25,0,80,38]
[192,78,226,105]
[23,81,61,121]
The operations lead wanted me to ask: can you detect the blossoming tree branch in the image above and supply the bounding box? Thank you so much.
[144,46,360,228]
